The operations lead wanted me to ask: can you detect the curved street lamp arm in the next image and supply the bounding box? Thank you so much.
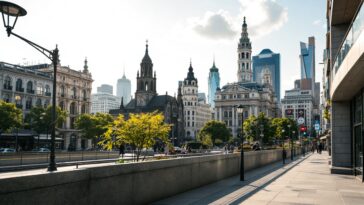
[8,30,54,61]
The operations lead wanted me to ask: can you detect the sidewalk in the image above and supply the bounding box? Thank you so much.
[153,152,364,205]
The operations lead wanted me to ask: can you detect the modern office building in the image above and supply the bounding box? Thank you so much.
[116,71,131,105]
[97,84,113,95]
[215,17,278,137]
[325,0,364,178]
[207,60,220,108]
[180,63,211,140]
[91,84,121,114]
[253,49,281,101]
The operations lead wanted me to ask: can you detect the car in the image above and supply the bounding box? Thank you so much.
[38,148,50,152]
[0,148,16,153]
[173,146,187,154]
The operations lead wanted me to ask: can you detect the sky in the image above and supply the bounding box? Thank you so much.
[0,0,326,100]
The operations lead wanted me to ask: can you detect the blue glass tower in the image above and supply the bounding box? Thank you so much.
[300,37,315,83]
[252,49,281,100]
[208,60,220,108]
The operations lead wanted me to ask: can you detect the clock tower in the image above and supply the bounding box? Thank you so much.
[135,41,157,107]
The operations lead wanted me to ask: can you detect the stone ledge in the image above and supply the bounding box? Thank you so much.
[330,166,353,175]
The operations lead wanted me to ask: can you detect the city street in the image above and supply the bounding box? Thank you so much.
[153,152,364,205]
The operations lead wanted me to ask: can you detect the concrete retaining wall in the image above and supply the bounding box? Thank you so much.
[0,150,289,205]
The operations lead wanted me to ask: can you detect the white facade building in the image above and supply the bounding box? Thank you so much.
[91,93,121,114]
[181,63,212,140]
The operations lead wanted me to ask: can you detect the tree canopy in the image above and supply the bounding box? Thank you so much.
[75,112,113,146]
[26,106,67,133]
[99,112,171,161]
[0,100,22,132]
[198,120,231,146]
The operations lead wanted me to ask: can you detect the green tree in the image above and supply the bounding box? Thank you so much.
[198,120,231,146]
[26,106,67,134]
[75,112,113,147]
[0,100,22,132]
[99,112,171,161]
[243,112,274,145]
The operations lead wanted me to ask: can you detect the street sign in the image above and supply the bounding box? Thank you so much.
[297,117,305,125]
[314,124,320,131]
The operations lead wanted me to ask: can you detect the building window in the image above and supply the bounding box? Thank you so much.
[27,81,33,93]
[241,52,245,59]
[16,79,23,92]
[36,98,42,107]
[70,102,77,115]
[45,85,51,96]
[26,97,32,110]
[4,76,12,90]
[224,111,228,117]
[229,111,232,117]
[81,104,86,114]
[192,111,194,115]
[246,53,249,59]
[37,85,43,95]
[72,87,77,98]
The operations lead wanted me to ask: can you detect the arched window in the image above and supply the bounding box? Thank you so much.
[72,87,77,98]
[241,52,245,59]
[59,101,64,110]
[4,76,12,90]
[26,97,32,110]
[36,98,42,107]
[60,85,65,96]
[246,63,249,70]
[36,84,43,95]
[82,90,87,100]
[246,53,249,59]
[70,102,77,115]
[27,81,33,93]
[242,63,245,70]
[44,99,50,108]
[16,79,23,92]
[45,85,50,96]
[145,82,148,91]
[81,104,86,114]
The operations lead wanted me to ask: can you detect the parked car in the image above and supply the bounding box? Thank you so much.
[38,148,50,152]
[0,148,16,153]
[173,146,187,154]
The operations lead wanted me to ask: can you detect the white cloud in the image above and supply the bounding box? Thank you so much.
[192,11,237,40]
[313,19,322,25]
[239,0,288,39]
[191,0,288,40]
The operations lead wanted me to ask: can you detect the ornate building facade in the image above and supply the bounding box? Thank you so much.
[181,62,211,140]
[110,43,184,145]
[36,59,93,150]
[214,17,278,137]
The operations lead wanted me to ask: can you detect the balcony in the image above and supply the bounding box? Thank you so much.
[3,84,12,90]
[333,4,364,75]
[15,87,24,92]
[45,92,51,96]
[26,89,35,94]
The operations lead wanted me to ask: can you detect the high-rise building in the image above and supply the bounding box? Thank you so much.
[253,49,281,101]
[300,37,316,91]
[215,17,278,137]
[116,71,131,105]
[181,62,211,140]
[97,84,113,95]
[208,60,220,108]
[325,0,364,177]
[91,84,120,114]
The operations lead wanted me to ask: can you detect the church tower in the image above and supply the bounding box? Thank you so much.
[135,41,157,107]
[237,17,252,83]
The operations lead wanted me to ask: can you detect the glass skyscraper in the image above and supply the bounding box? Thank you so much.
[252,49,281,101]
[208,60,220,108]
[116,71,131,105]
[300,37,315,83]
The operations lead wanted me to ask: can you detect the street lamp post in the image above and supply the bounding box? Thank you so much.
[236,105,246,181]
[0,1,59,171]
[292,130,296,161]
[282,129,285,164]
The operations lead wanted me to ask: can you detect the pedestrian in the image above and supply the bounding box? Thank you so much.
[119,143,125,158]
[224,145,228,154]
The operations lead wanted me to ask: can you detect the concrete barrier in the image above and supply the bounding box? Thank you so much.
[0,149,290,205]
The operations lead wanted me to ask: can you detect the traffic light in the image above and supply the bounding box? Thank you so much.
[300,126,307,132]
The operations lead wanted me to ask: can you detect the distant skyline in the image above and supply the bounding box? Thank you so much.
[0,0,326,99]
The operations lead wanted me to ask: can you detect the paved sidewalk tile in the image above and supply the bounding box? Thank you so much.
[153,152,364,205]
